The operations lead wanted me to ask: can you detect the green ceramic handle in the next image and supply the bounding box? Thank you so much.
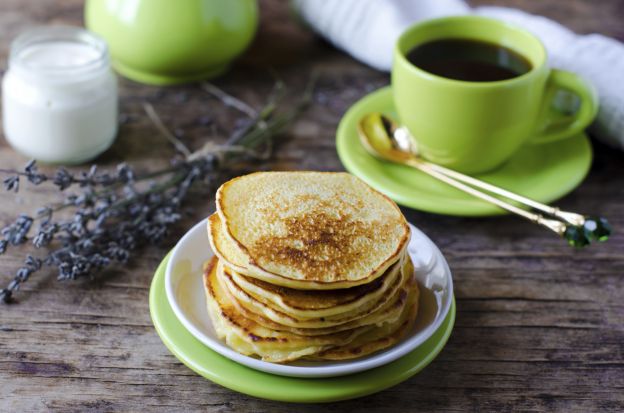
[530,69,598,144]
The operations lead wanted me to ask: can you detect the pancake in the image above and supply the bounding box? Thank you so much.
[208,213,406,290]
[219,256,408,329]
[310,279,420,361]
[222,258,414,337]
[203,257,373,363]
[215,172,410,285]
[228,253,403,319]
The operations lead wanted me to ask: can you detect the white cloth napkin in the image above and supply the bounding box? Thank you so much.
[292,0,624,150]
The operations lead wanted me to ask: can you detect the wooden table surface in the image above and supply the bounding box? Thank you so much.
[1,0,623,411]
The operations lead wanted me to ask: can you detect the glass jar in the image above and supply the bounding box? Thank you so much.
[2,26,118,164]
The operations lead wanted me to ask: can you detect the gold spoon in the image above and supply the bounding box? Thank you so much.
[357,112,611,247]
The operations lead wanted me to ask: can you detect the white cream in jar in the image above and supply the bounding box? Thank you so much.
[2,26,117,164]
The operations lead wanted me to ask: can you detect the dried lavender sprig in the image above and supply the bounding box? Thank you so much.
[142,102,192,158]
[0,81,311,303]
[1,161,137,193]
[202,82,258,119]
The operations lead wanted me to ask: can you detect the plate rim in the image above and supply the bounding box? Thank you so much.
[150,254,457,402]
[336,85,593,217]
[164,218,454,378]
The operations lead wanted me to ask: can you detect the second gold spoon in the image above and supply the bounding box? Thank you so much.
[357,112,611,247]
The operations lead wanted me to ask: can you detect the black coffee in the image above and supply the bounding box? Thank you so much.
[406,38,532,82]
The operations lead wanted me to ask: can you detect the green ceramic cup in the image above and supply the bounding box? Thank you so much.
[392,16,598,174]
[84,0,258,85]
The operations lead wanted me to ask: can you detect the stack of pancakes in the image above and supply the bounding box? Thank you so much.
[204,172,419,363]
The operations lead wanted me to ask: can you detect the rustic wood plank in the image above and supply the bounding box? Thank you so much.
[0,0,623,412]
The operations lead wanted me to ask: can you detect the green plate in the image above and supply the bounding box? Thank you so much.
[336,86,593,216]
[149,253,456,403]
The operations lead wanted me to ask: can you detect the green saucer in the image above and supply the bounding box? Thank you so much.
[336,86,593,216]
[149,254,456,403]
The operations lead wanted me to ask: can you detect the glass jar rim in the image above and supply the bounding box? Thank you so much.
[9,25,109,83]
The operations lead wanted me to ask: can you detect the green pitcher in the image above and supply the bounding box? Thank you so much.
[85,0,259,85]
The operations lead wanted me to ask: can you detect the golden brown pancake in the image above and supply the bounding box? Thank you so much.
[221,258,414,337]
[219,258,407,329]
[208,213,408,290]
[310,279,419,361]
[214,172,410,286]
[229,259,399,317]
[204,257,375,363]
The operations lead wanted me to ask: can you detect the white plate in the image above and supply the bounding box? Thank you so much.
[165,218,453,378]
